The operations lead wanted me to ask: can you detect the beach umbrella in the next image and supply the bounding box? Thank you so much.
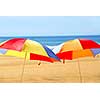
[52,38,100,61]
[0,38,60,81]
[53,38,100,82]
[0,38,60,62]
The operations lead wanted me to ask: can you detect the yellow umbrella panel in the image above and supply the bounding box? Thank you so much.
[0,38,60,62]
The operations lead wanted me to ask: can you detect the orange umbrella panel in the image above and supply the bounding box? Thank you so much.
[57,49,94,60]
[72,49,94,59]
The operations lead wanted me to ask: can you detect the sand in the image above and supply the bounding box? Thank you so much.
[0,55,100,83]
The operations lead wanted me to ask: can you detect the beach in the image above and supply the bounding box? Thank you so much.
[0,55,100,83]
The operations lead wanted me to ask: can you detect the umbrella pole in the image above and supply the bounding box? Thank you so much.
[20,52,27,82]
[63,59,65,64]
[77,56,82,83]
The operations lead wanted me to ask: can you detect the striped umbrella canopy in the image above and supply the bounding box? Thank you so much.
[0,38,60,63]
[52,38,100,60]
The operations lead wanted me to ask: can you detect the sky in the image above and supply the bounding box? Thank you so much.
[0,16,100,36]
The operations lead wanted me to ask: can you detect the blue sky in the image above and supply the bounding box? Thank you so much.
[0,16,100,36]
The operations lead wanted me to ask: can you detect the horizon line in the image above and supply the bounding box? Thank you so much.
[0,34,100,37]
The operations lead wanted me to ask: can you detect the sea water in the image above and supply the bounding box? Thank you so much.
[0,35,100,46]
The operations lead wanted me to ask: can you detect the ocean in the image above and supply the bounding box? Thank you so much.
[0,35,100,46]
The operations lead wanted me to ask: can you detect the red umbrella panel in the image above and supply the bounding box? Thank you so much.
[0,38,60,63]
